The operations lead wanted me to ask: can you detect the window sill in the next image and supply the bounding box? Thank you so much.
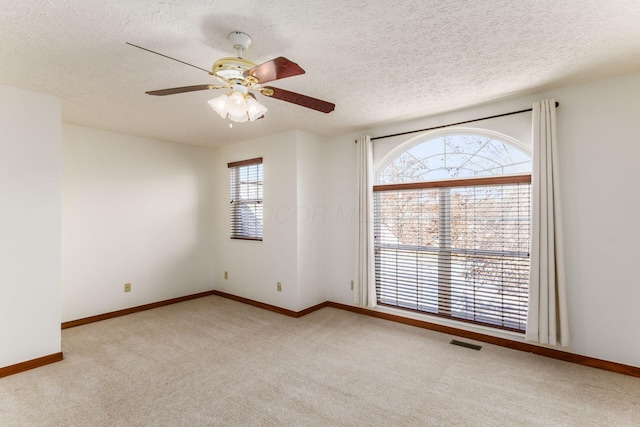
[371,304,526,342]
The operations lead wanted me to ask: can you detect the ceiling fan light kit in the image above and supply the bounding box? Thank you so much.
[208,83,268,122]
[129,31,335,124]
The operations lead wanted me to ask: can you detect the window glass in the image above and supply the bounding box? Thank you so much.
[374,131,531,331]
[378,133,531,183]
[228,158,263,240]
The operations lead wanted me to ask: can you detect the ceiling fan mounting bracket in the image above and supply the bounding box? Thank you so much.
[228,31,252,58]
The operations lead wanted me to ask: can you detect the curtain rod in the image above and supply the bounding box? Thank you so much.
[370,101,560,141]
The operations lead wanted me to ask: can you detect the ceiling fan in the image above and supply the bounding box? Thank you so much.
[127,32,335,123]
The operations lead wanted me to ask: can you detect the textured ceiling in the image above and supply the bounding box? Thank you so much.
[2,0,640,147]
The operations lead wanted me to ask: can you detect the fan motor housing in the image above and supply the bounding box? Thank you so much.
[211,57,256,83]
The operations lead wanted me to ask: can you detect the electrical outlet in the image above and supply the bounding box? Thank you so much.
[277,282,282,292]
[124,283,131,293]
[224,271,228,280]
[350,280,354,290]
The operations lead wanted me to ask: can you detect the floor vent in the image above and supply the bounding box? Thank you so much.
[450,339,482,351]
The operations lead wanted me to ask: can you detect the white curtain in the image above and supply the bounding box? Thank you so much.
[355,135,376,308]
[527,99,569,347]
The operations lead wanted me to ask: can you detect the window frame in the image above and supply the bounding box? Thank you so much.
[228,157,263,241]
[373,130,532,333]
[374,174,531,332]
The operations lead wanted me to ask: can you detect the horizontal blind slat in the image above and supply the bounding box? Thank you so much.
[374,181,530,332]
[230,161,263,240]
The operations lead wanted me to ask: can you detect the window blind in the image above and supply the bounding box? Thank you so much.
[374,175,531,332]
[228,157,263,240]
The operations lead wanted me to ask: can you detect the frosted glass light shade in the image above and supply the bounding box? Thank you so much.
[228,112,249,123]
[246,96,267,121]
[226,91,248,117]
[208,94,229,118]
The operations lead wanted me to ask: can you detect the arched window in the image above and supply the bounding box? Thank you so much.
[378,130,531,183]
[374,129,531,332]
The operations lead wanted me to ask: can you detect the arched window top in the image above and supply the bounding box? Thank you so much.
[377,128,531,184]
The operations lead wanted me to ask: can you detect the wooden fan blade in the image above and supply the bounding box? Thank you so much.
[126,42,211,74]
[262,86,335,113]
[244,57,305,84]
[146,84,225,96]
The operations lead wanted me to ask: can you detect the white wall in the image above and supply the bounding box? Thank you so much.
[213,130,329,311]
[296,131,328,309]
[552,72,640,367]
[61,124,216,322]
[0,84,61,368]
[214,131,300,310]
[325,132,361,305]
[324,70,640,368]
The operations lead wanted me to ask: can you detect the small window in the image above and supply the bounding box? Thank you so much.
[228,157,263,240]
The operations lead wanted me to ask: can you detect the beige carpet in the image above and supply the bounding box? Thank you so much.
[1,296,639,426]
